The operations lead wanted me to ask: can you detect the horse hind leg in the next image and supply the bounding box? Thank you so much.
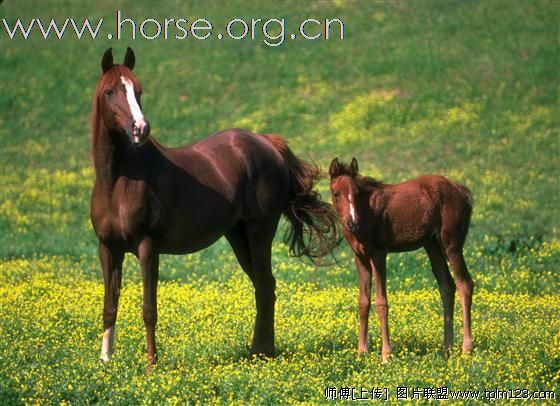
[226,221,256,284]
[425,238,455,350]
[243,218,279,358]
[440,232,474,354]
[138,238,159,365]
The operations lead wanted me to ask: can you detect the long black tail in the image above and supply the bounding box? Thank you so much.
[262,134,341,262]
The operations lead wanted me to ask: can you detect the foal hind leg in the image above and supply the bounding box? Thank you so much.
[425,238,456,350]
[99,242,124,361]
[245,218,279,357]
[442,234,474,354]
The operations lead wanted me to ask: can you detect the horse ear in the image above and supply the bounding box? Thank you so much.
[350,157,359,176]
[124,47,135,70]
[329,158,340,178]
[101,47,113,73]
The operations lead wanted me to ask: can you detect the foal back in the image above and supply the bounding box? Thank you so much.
[370,175,472,252]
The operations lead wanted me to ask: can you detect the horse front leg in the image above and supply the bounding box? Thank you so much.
[138,238,159,365]
[371,252,391,362]
[99,242,124,361]
[355,254,372,355]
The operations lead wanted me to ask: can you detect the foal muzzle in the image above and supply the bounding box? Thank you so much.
[347,218,360,233]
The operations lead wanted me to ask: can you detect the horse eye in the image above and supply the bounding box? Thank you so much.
[104,88,114,96]
[333,192,339,198]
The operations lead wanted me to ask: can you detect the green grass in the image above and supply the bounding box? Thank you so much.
[1,0,559,403]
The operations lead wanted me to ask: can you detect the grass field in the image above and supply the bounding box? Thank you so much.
[1,1,559,403]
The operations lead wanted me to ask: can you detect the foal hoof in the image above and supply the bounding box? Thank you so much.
[147,353,158,365]
[381,351,392,363]
[462,342,474,355]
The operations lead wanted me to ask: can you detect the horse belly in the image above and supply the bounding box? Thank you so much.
[156,200,239,254]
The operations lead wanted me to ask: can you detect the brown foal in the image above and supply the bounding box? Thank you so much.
[329,158,474,361]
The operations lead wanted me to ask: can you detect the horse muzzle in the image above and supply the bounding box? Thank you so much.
[130,120,150,146]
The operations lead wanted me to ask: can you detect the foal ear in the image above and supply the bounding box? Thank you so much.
[124,47,135,70]
[349,157,359,176]
[329,158,340,178]
[101,47,113,73]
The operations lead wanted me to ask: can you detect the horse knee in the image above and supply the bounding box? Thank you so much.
[256,275,276,300]
[440,281,456,298]
[375,300,388,317]
[358,297,371,318]
[457,277,474,297]
[142,306,157,326]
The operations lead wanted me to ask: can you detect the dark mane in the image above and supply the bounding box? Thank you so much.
[333,161,383,190]
[356,175,383,190]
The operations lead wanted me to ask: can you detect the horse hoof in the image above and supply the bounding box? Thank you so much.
[249,350,275,360]
[100,349,112,362]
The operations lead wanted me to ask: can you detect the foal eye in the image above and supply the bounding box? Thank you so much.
[104,88,114,96]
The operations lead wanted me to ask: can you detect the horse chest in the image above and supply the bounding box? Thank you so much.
[91,180,151,243]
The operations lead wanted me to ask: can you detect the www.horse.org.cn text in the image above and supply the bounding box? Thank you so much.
[1,10,345,47]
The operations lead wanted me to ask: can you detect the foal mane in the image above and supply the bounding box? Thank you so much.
[356,175,384,191]
[334,161,384,191]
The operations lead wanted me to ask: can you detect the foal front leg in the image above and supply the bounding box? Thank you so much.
[138,238,159,365]
[355,254,372,355]
[371,252,392,362]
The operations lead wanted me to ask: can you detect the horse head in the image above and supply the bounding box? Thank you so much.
[95,47,150,147]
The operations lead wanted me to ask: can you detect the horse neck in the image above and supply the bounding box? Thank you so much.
[92,123,129,187]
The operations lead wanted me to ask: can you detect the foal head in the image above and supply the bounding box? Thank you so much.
[94,47,150,146]
[329,157,361,232]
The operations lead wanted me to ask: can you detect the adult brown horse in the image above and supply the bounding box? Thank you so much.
[329,158,474,361]
[90,47,339,364]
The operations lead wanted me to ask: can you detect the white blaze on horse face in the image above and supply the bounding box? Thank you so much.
[101,326,115,362]
[348,192,357,222]
[120,76,146,138]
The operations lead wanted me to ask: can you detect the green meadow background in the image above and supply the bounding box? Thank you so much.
[1,1,558,403]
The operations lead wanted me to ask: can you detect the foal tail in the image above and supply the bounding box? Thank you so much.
[453,182,474,247]
[262,134,341,262]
